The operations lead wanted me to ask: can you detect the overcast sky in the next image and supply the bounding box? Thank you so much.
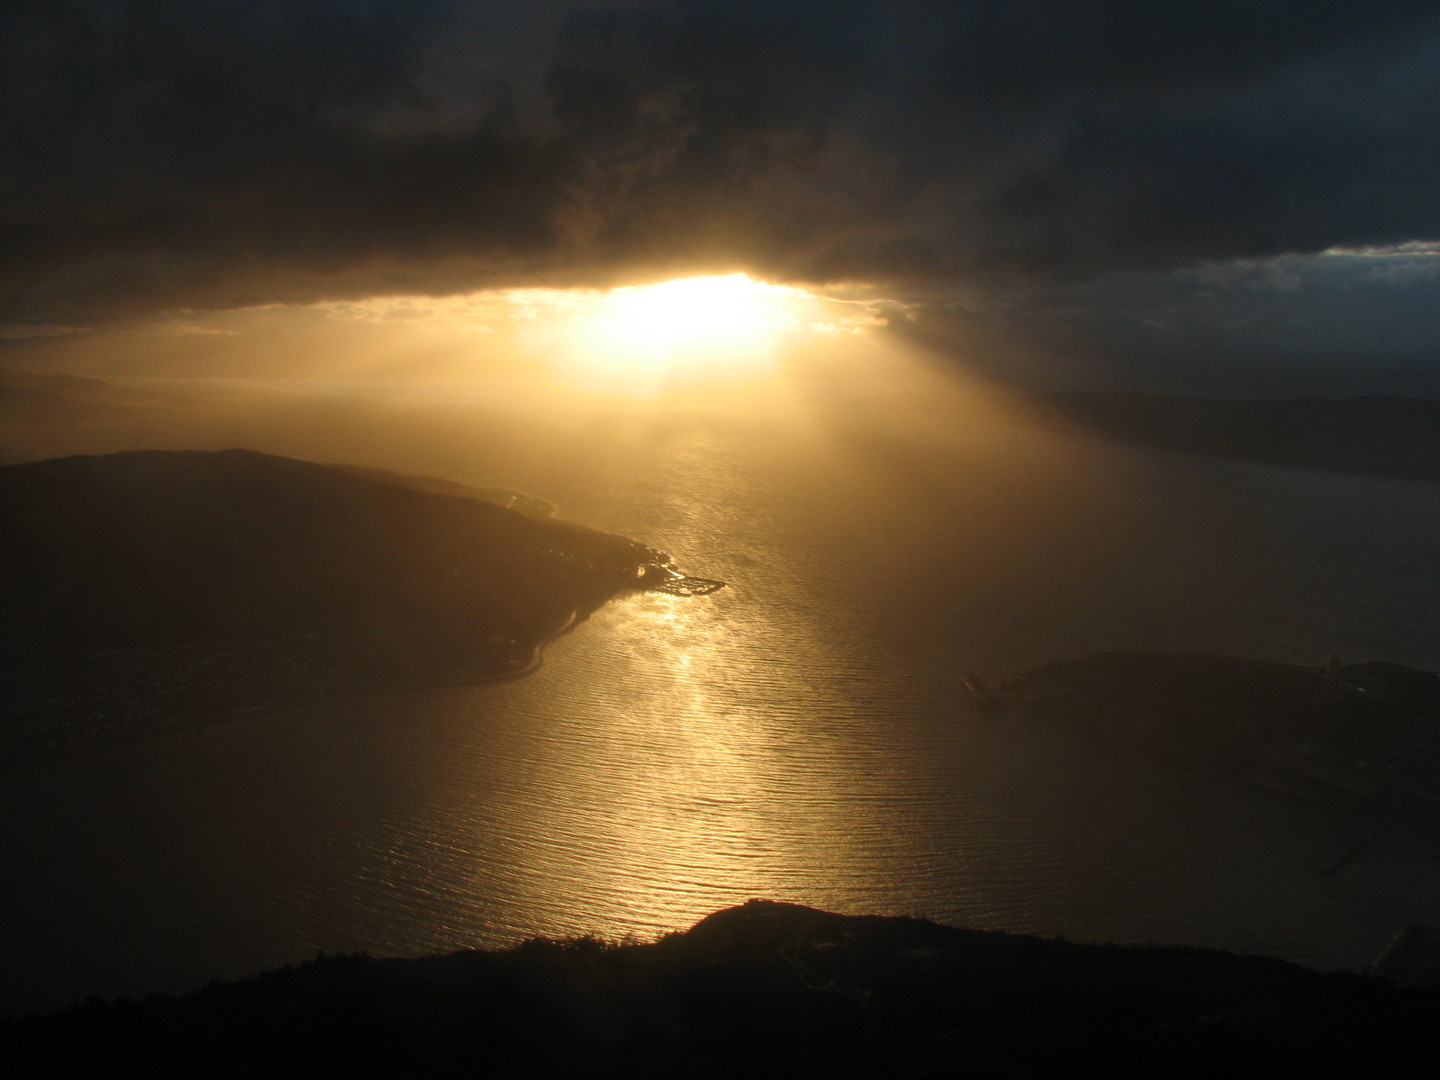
[3,1,1437,392]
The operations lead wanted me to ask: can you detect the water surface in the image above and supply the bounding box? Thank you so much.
[3,356,1439,1014]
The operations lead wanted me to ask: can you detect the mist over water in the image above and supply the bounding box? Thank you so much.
[3,339,1440,1014]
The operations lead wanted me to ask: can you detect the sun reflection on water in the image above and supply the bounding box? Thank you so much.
[450,536,900,943]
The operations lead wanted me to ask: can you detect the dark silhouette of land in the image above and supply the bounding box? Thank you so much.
[1000,652,1440,843]
[3,900,1436,1077]
[1049,393,1440,484]
[0,448,679,761]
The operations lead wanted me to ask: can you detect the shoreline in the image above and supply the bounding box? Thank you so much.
[0,450,735,770]
[1,561,722,773]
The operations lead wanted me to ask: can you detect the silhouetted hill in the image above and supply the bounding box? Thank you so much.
[0,449,657,759]
[1050,393,1440,483]
[4,900,1436,1077]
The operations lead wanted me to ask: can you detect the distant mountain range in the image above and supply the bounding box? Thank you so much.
[0,449,654,760]
[1049,393,1440,484]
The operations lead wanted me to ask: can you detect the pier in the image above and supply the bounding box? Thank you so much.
[640,562,726,596]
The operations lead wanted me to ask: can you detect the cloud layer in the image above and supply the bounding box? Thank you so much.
[3,1,1438,322]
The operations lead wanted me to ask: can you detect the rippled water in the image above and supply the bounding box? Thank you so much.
[4,350,1440,1014]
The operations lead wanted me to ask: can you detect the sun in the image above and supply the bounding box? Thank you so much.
[586,274,793,360]
[335,272,896,394]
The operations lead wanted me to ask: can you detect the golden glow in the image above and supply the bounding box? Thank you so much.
[546,274,894,393]
[10,274,900,401]
[585,274,791,359]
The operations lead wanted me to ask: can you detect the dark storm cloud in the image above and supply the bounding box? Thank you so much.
[899,242,1440,396]
[2,0,1438,321]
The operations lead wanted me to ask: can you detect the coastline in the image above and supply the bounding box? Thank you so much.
[1,548,722,772]
[0,450,733,769]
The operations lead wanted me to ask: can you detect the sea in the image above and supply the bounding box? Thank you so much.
[3,345,1439,1015]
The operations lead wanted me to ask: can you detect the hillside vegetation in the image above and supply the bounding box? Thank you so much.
[5,900,1437,1077]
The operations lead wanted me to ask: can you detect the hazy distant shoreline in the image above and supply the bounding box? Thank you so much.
[1048,392,1440,485]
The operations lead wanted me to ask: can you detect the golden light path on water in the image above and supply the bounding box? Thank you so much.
[481,595,877,931]
[216,296,1431,956]
[357,307,982,942]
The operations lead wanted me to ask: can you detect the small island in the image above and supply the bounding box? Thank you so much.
[0,449,722,763]
[992,652,1440,848]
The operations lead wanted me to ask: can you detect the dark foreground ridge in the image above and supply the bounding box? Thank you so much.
[4,900,1437,1077]
[1049,392,1440,484]
[0,449,717,762]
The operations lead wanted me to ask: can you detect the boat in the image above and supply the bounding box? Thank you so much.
[963,671,1006,714]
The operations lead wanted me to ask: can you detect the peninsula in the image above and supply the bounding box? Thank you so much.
[0,449,717,762]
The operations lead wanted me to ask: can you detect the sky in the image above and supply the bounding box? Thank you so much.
[2,1,1438,394]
